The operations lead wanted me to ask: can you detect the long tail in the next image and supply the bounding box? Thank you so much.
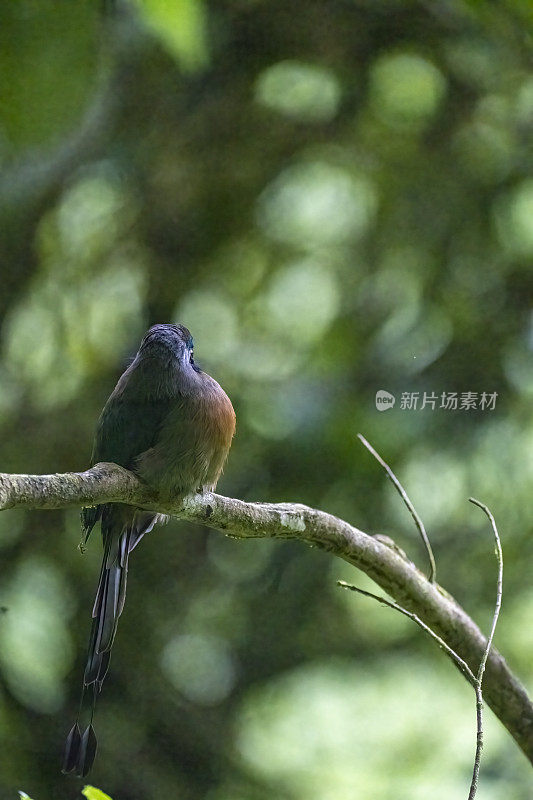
[84,527,130,688]
[62,509,160,776]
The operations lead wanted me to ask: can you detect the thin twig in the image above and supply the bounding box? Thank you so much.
[467,498,504,800]
[468,499,503,683]
[357,433,437,583]
[338,582,480,799]
[337,581,475,684]
[339,496,503,800]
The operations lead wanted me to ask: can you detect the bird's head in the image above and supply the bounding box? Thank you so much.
[138,323,198,372]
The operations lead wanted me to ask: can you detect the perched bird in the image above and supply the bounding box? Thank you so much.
[62,323,236,777]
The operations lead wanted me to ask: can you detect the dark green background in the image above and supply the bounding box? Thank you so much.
[0,1,532,798]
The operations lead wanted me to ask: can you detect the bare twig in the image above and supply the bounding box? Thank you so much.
[339,496,504,800]
[468,499,503,684]
[357,433,437,583]
[337,581,475,684]
[467,498,504,800]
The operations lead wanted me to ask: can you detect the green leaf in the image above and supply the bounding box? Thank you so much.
[134,0,208,71]
[18,792,34,800]
[82,787,114,800]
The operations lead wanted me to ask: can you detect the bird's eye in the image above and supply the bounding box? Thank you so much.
[190,349,194,361]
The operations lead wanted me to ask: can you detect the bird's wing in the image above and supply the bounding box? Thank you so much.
[90,395,174,468]
[82,394,174,539]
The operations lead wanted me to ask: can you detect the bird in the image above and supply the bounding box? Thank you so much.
[61,323,236,777]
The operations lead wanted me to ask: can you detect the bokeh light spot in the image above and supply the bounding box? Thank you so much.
[175,290,239,363]
[265,259,340,344]
[370,52,446,127]
[0,557,74,713]
[57,171,131,262]
[494,179,533,256]
[257,161,377,247]
[234,657,524,799]
[255,60,341,123]
[372,305,452,375]
[160,633,236,705]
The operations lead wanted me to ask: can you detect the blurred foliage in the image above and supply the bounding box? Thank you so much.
[133,0,209,70]
[0,0,532,799]
[19,785,112,800]
[81,786,114,800]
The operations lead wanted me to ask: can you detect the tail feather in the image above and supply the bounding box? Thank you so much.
[84,620,103,685]
[117,561,128,617]
[85,511,155,687]
[86,533,128,683]
[119,531,129,567]
[64,508,158,776]
[81,505,102,544]
[95,567,118,654]
[84,632,113,687]
[127,511,164,553]
[96,648,112,690]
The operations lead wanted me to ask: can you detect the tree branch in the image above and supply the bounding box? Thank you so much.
[1,463,532,764]
[357,433,437,583]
